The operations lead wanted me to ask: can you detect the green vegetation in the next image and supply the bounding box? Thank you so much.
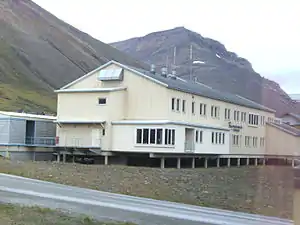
[0,39,56,112]
[0,203,135,225]
[0,158,293,219]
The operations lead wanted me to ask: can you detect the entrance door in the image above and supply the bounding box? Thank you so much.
[91,129,101,148]
[25,120,35,144]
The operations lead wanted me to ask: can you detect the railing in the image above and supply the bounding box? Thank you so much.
[184,141,195,152]
[25,137,56,146]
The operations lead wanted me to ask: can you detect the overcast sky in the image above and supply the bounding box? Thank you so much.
[33,0,300,94]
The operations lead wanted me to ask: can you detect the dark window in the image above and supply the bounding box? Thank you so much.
[182,100,186,112]
[150,129,156,144]
[171,98,175,110]
[156,129,163,144]
[98,98,106,104]
[102,129,105,136]
[176,99,180,111]
[168,129,172,144]
[222,133,225,144]
[195,130,199,142]
[192,102,195,114]
[212,132,214,143]
[219,133,222,144]
[171,129,175,145]
[136,129,142,144]
[142,129,149,144]
[199,131,203,143]
[203,104,206,115]
[164,129,168,145]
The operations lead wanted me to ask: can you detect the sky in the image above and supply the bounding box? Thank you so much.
[33,0,300,94]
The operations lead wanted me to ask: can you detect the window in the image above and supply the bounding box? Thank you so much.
[136,128,174,146]
[232,134,240,146]
[211,106,219,118]
[195,130,199,142]
[248,113,259,126]
[225,108,231,120]
[212,132,225,144]
[150,129,156,144]
[192,101,195,114]
[182,100,186,113]
[245,136,251,147]
[102,129,106,136]
[165,128,175,145]
[143,129,149,144]
[241,112,247,122]
[199,131,203,143]
[136,129,142,144]
[253,137,258,147]
[234,110,240,121]
[260,137,265,147]
[171,98,175,110]
[176,99,180,111]
[200,103,207,116]
[98,98,107,105]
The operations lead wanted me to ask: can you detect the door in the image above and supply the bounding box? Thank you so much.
[25,120,35,144]
[91,129,101,147]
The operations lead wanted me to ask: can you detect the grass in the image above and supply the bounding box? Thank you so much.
[0,158,294,219]
[0,203,135,225]
[0,39,56,112]
[0,83,56,112]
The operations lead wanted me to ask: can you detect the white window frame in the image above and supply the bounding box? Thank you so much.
[248,112,259,127]
[135,127,175,147]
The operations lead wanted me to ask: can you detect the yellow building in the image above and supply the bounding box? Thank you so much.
[54,60,299,167]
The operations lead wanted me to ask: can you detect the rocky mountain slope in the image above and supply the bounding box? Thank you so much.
[0,0,147,112]
[111,27,299,116]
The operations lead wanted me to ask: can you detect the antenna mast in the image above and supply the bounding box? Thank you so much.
[189,43,193,81]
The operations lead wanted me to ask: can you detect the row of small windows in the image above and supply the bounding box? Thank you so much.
[136,128,175,146]
[211,132,226,145]
[171,98,273,127]
[232,135,265,148]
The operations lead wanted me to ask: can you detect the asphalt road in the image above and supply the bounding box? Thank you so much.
[0,173,293,225]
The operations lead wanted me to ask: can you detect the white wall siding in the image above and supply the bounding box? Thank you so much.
[194,129,230,154]
[112,124,230,154]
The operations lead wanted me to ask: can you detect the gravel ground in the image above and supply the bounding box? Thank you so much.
[0,203,135,225]
[0,158,293,219]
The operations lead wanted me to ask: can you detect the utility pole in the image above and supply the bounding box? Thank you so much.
[173,46,177,68]
[294,162,300,225]
[189,43,193,81]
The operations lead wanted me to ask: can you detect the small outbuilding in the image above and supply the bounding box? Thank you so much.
[0,111,56,161]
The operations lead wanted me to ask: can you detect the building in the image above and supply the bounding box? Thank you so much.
[0,111,56,161]
[280,113,300,129]
[54,60,298,167]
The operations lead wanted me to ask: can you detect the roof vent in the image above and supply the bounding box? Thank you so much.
[150,64,156,74]
[171,69,176,76]
[161,67,167,77]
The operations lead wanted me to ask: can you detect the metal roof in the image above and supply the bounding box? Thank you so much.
[128,66,275,113]
[0,111,56,121]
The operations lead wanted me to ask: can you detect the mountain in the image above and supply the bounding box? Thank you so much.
[0,0,147,112]
[111,27,299,116]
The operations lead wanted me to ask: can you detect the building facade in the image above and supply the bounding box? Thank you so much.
[54,60,298,167]
[0,111,56,161]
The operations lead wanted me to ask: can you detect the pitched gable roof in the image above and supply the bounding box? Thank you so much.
[58,60,275,113]
[128,66,275,113]
[281,113,300,121]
